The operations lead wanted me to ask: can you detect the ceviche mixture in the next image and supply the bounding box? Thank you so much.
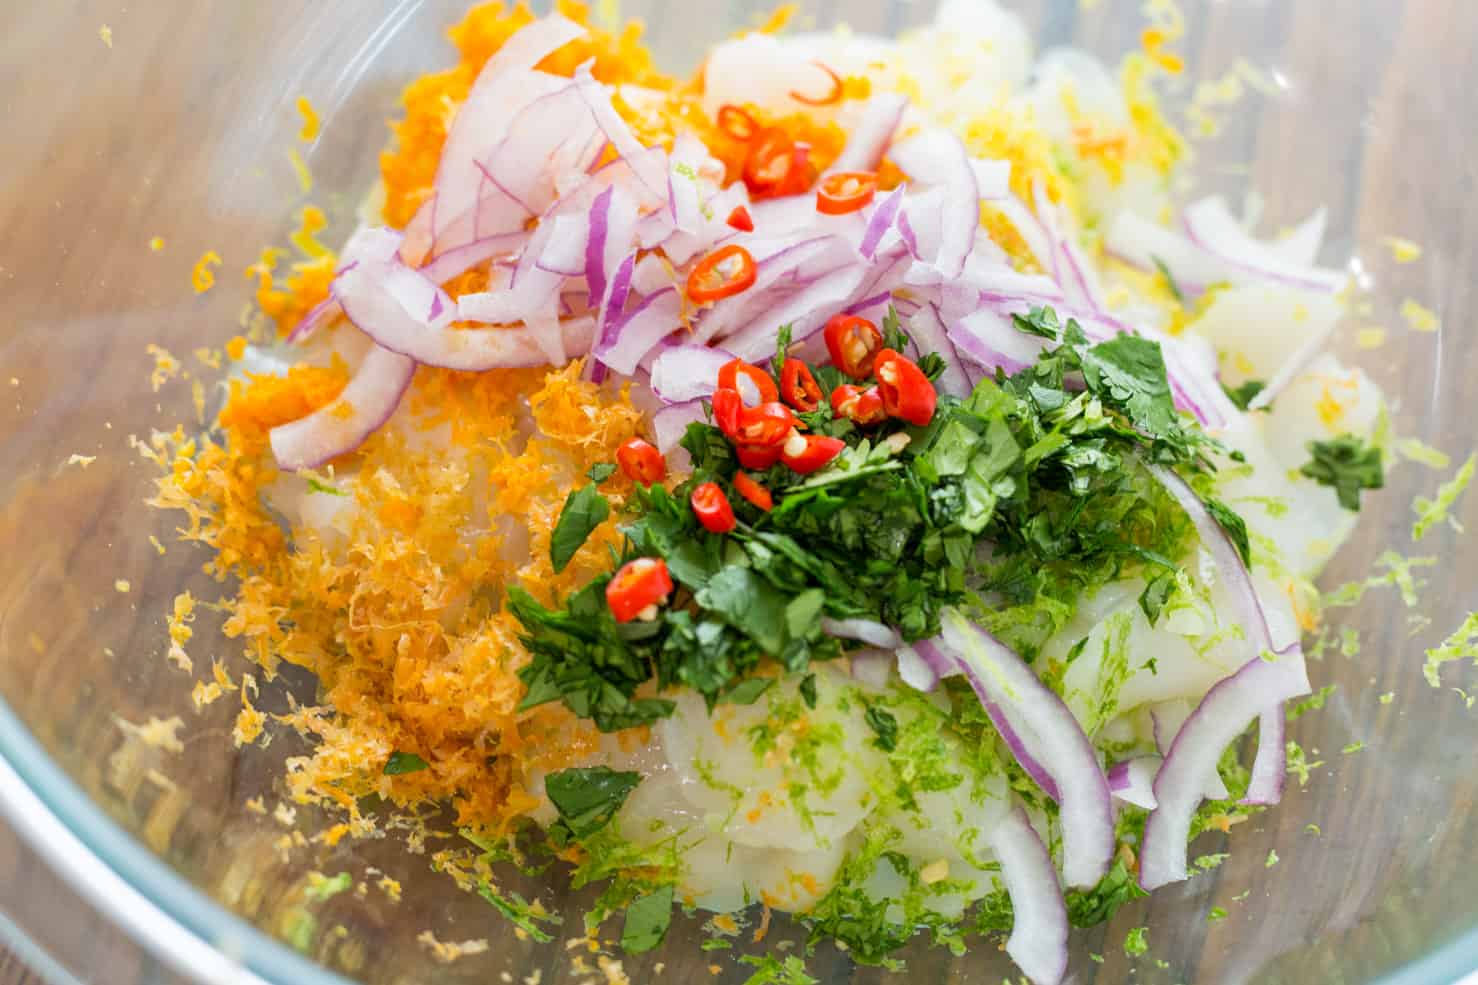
[143,2,1455,982]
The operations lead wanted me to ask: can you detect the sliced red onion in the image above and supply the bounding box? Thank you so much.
[1148,464,1308,806]
[990,195,1056,274]
[722,264,870,362]
[905,304,972,397]
[1107,756,1160,810]
[596,253,636,348]
[430,15,586,248]
[1183,197,1347,294]
[895,646,941,692]
[1034,180,1105,313]
[848,648,895,688]
[949,307,1047,376]
[1265,206,1327,268]
[1150,699,1228,801]
[969,158,1012,200]
[1246,316,1337,411]
[652,398,706,455]
[688,234,842,345]
[988,805,1069,985]
[287,297,339,345]
[269,345,416,471]
[821,617,902,650]
[936,612,1114,888]
[859,186,906,260]
[889,130,978,279]
[573,63,667,199]
[648,344,736,404]
[417,231,528,286]
[592,288,683,375]
[829,93,908,174]
[1139,649,1310,890]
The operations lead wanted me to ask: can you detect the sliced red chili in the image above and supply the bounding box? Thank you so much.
[735,443,783,470]
[778,142,814,196]
[691,482,737,534]
[781,432,845,475]
[616,437,665,485]
[726,205,755,232]
[712,386,744,437]
[718,359,779,406]
[789,62,843,106]
[817,171,878,216]
[735,401,799,448]
[829,384,887,426]
[732,472,773,512]
[779,358,822,412]
[716,104,758,142]
[687,245,757,304]
[605,557,673,623]
[823,314,884,380]
[744,127,796,194]
[874,348,938,426]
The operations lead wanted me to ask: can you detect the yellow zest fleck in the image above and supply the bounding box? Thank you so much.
[289,148,314,195]
[149,535,166,555]
[150,236,166,252]
[296,96,321,142]
[226,335,249,361]
[167,591,196,673]
[1357,327,1387,350]
[99,25,113,47]
[1401,298,1440,333]
[1384,236,1422,263]
[919,858,950,884]
[245,796,267,815]
[417,930,491,964]
[146,343,183,392]
[116,715,186,754]
[65,454,96,469]
[711,914,739,935]
[1140,28,1184,74]
[192,250,223,294]
[290,206,331,259]
[234,673,266,746]
[752,905,772,943]
[115,579,132,594]
[755,4,797,34]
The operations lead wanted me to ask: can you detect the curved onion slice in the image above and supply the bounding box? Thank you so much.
[904,304,972,397]
[593,288,683,375]
[269,345,415,471]
[895,646,941,692]
[648,344,736,404]
[1150,700,1229,801]
[1183,197,1348,294]
[936,612,1114,888]
[829,93,908,174]
[1147,464,1308,806]
[573,63,668,198]
[1107,756,1160,810]
[821,617,902,650]
[848,648,895,688]
[889,129,978,279]
[949,307,1047,376]
[1139,648,1311,890]
[651,398,706,457]
[723,264,871,362]
[989,805,1070,985]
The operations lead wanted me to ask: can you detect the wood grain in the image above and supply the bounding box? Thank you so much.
[1,1,1475,984]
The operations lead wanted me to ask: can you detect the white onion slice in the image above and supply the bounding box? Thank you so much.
[649,344,736,404]
[936,611,1114,888]
[989,805,1070,985]
[593,288,684,375]
[847,648,895,688]
[895,646,941,692]
[1150,700,1229,801]
[904,304,972,396]
[651,398,706,457]
[821,617,902,650]
[269,345,415,472]
[829,93,908,174]
[889,129,979,279]
[1183,197,1348,294]
[1139,649,1310,890]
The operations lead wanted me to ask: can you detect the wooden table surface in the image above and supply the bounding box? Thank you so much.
[2,0,1476,983]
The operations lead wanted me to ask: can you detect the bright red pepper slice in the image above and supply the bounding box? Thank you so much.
[823,314,884,380]
[732,472,773,512]
[743,127,802,196]
[687,245,757,304]
[605,557,673,623]
[691,481,737,534]
[735,443,782,470]
[781,432,845,475]
[616,437,666,485]
[712,387,744,436]
[779,358,822,412]
[816,171,878,216]
[718,359,779,406]
[716,104,758,142]
[830,384,887,426]
[789,62,843,106]
[874,348,938,426]
[735,402,798,448]
[726,205,755,232]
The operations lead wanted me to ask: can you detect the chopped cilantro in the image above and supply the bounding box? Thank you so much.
[1139,572,1176,626]
[1285,740,1324,788]
[1265,849,1279,868]
[739,954,819,985]
[1222,379,1267,411]
[1341,741,1366,755]
[864,706,899,751]
[1066,858,1148,927]
[620,884,673,953]
[1305,823,1322,836]
[303,871,352,902]
[722,677,774,705]
[1192,853,1230,873]
[799,673,818,709]
[1151,255,1185,303]
[771,323,794,381]
[476,883,559,943]
[1379,691,1395,705]
[1301,434,1384,511]
[1412,453,1476,541]
[550,483,610,572]
[383,751,428,775]
[545,766,641,844]
[587,462,618,483]
[1288,684,1337,720]
[1124,926,1150,957]
[306,476,344,496]
[1208,906,1228,923]
[1205,497,1253,567]
[1424,610,1478,687]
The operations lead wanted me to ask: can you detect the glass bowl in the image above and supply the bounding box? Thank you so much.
[1,1,1474,982]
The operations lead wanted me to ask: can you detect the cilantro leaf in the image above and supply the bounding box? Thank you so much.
[881,304,911,351]
[620,884,673,954]
[1205,497,1253,567]
[587,462,618,483]
[550,483,609,572]
[1080,334,1180,440]
[1222,379,1267,411]
[723,677,774,705]
[1301,434,1384,511]
[771,323,794,380]
[864,706,899,751]
[1138,572,1176,626]
[545,766,641,844]
[1151,255,1184,303]
[799,673,818,709]
[1012,306,1062,340]
[1124,925,1150,957]
[383,751,428,775]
